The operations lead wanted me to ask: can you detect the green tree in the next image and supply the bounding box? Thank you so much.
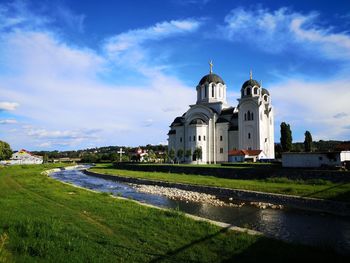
[0,140,12,160]
[185,149,192,162]
[280,122,292,152]
[43,154,49,163]
[147,150,156,162]
[304,131,313,152]
[176,149,184,164]
[168,148,175,163]
[193,147,202,164]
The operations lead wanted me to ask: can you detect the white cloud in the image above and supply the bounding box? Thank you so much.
[0,102,19,111]
[0,119,17,124]
[220,7,350,60]
[104,19,202,55]
[55,5,85,33]
[269,78,350,141]
[0,7,198,149]
[333,112,348,119]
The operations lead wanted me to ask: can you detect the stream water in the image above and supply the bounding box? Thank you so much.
[50,168,350,253]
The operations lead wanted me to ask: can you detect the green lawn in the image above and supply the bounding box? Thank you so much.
[0,164,348,262]
[90,163,350,202]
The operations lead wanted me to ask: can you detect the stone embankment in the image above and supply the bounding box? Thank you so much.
[132,184,283,209]
[84,170,350,216]
[132,184,243,207]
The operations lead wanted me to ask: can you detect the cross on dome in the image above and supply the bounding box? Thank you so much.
[209,60,213,74]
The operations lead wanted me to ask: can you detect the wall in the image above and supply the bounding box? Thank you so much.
[282,153,342,168]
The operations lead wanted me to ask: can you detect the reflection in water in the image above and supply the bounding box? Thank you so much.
[50,169,350,253]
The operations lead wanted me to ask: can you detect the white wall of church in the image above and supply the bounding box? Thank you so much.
[169,68,275,164]
[216,123,229,162]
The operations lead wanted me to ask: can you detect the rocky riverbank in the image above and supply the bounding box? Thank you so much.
[131,184,283,209]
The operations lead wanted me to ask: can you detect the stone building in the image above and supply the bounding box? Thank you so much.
[167,63,274,163]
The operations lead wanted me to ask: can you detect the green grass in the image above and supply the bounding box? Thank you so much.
[0,164,348,262]
[91,163,350,202]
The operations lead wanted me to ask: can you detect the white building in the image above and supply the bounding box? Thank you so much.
[8,149,43,165]
[282,151,350,168]
[168,64,275,164]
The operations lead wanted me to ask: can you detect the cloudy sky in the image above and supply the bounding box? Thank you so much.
[0,0,349,151]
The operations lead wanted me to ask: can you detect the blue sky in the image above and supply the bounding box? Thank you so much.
[0,0,350,151]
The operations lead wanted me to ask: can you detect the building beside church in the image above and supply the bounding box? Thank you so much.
[167,63,274,163]
[0,149,43,165]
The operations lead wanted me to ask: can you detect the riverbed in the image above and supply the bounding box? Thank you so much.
[50,168,350,253]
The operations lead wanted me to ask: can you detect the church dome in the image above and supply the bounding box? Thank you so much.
[199,73,225,85]
[242,79,260,89]
[262,88,270,96]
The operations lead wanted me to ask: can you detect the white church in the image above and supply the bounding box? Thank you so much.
[168,62,275,163]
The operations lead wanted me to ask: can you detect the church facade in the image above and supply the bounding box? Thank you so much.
[167,64,275,163]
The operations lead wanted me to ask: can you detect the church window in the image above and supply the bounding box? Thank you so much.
[212,86,215,97]
[204,86,207,98]
[244,113,247,121]
[203,136,206,141]
[180,137,182,142]
[246,88,251,96]
[193,136,196,141]
[247,111,251,121]
[251,112,254,120]
[254,87,258,95]
[220,148,223,154]
[220,135,223,141]
[265,138,267,142]
[198,135,201,141]
[264,95,268,102]
[248,133,251,139]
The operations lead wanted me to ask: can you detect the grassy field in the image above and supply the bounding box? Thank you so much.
[90,163,350,202]
[0,164,348,262]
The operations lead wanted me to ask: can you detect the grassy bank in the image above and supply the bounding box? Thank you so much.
[90,163,350,202]
[0,164,348,262]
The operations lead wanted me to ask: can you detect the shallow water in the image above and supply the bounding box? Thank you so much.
[51,168,350,253]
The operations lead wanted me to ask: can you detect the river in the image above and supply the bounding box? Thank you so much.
[50,167,350,253]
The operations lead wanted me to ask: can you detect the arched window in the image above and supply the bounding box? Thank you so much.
[264,95,268,102]
[212,85,215,97]
[246,88,251,96]
[247,111,251,121]
[251,112,254,120]
[254,87,258,95]
[244,113,247,121]
[248,133,251,139]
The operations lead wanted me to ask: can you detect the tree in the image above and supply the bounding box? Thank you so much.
[168,148,175,163]
[185,149,192,162]
[304,131,313,152]
[176,149,184,164]
[193,147,202,164]
[280,122,292,152]
[0,140,12,160]
[43,154,49,163]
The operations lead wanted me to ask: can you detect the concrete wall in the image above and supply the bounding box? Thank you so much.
[282,152,344,168]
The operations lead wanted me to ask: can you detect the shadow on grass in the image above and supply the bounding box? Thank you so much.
[149,222,348,263]
[149,223,233,263]
[301,182,350,201]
